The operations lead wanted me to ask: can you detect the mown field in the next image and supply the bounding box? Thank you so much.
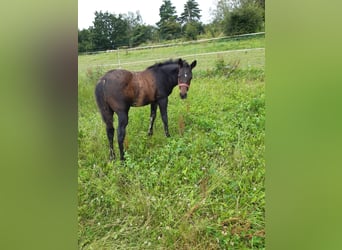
[78,35,265,249]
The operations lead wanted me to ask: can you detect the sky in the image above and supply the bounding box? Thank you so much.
[78,0,216,30]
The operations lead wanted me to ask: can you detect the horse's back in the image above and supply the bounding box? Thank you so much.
[96,68,157,111]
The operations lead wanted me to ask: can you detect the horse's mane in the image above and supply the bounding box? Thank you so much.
[146,59,179,70]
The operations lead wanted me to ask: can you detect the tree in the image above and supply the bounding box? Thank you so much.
[123,11,142,47]
[111,14,131,47]
[92,11,115,50]
[180,0,201,23]
[91,11,131,50]
[211,0,231,23]
[209,0,264,36]
[179,0,203,40]
[131,25,154,47]
[240,0,265,9]
[78,28,94,52]
[183,22,202,40]
[156,0,181,40]
[78,11,159,52]
[224,3,263,35]
[239,0,265,20]
[208,0,231,36]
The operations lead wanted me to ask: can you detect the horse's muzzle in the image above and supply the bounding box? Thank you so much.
[180,92,187,99]
[179,83,189,99]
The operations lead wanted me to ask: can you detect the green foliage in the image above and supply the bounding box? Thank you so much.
[211,0,231,24]
[78,37,265,248]
[78,28,94,53]
[224,4,264,35]
[183,21,203,40]
[91,11,127,50]
[208,0,265,38]
[130,25,154,47]
[157,0,181,40]
[158,0,177,22]
[89,12,110,50]
[84,66,105,84]
[159,20,182,40]
[78,11,153,52]
[180,0,204,41]
[203,58,264,83]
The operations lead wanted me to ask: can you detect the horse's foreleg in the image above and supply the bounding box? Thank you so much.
[117,111,129,161]
[158,98,170,137]
[148,102,157,136]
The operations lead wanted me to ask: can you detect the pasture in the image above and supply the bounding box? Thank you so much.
[78,35,265,249]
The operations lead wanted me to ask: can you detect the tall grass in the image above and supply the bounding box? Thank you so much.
[78,38,265,249]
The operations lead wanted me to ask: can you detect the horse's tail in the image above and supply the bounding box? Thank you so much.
[94,79,109,117]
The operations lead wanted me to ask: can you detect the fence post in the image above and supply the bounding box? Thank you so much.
[117,48,121,69]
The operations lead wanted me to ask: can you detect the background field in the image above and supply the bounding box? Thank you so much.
[78,34,265,249]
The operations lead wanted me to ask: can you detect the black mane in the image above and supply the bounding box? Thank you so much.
[147,59,180,70]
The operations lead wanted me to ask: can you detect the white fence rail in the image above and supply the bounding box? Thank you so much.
[82,32,265,55]
[78,32,265,71]
[93,48,265,68]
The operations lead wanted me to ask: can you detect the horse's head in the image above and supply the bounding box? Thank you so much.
[178,58,197,99]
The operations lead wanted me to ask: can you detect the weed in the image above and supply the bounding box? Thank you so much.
[85,66,105,83]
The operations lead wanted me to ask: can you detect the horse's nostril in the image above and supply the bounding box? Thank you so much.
[180,93,187,99]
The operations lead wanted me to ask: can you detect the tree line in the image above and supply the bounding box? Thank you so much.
[78,0,264,53]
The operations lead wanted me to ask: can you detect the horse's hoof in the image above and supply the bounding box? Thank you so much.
[109,154,115,161]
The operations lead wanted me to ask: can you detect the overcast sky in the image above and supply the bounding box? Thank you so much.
[78,0,216,30]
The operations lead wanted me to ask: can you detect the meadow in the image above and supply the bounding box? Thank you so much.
[78,34,265,249]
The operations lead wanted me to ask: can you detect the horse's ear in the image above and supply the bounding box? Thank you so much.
[178,58,183,67]
[191,60,197,69]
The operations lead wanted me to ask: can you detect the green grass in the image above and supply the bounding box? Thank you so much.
[78,37,265,249]
[78,35,265,73]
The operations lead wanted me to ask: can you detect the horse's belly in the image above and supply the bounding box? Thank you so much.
[133,92,155,107]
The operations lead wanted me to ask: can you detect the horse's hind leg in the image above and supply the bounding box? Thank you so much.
[117,111,129,161]
[101,107,115,160]
[95,83,115,160]
[106,125,115,161]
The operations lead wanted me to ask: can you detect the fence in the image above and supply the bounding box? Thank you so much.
[78,32,265,72]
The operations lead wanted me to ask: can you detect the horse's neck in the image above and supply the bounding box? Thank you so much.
[146,65,178,95]
[161,66,179,87]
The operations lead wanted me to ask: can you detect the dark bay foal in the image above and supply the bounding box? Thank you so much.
[95,58,197,161]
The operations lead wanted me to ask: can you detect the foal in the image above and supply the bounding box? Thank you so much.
[95,58,197,160]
